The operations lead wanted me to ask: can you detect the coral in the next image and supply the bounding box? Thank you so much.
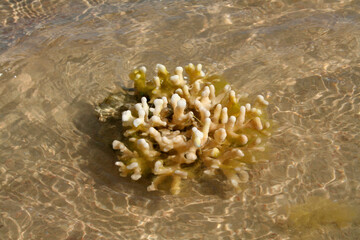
[96,63,273,194]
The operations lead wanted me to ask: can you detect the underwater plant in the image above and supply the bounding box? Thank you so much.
[288,197,357,229]
[96,63,272,194]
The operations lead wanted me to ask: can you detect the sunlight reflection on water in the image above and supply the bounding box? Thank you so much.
[0,0,359,239]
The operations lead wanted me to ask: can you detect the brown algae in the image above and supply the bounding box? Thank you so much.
[288,197,357,230]
[96,63,273,194]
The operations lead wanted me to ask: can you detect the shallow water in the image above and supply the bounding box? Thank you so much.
[1,0,360,239]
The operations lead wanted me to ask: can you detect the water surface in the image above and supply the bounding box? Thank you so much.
[1,0,359,239]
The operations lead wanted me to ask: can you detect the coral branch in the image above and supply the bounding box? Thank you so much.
[97,64,273,194]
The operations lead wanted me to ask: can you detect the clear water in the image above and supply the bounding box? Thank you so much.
[0,0,359,239]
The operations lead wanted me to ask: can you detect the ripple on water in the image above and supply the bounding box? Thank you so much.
[0,0,360,239]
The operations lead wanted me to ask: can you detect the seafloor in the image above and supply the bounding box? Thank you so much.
[0,0,359,239]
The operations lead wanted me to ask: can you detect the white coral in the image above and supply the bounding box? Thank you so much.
[109,64,272,194]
